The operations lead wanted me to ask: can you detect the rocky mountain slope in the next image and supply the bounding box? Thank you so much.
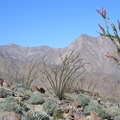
[0,34,119,81]
[0,34,120,94]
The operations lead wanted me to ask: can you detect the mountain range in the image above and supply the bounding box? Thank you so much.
[0,34,120,84]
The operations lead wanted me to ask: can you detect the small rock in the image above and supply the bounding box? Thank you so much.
[73,112,81,120]
[39,87,46,93]
[70,101,79,108]
[31,85,39,92]
[90,111,103,120]
[3,81,10,88]
[97,98,101,104]
[62,106,70,113]
[86,116,92,120]
[67,114,74,120]
[0,111,21,120]
[68,109,74,117]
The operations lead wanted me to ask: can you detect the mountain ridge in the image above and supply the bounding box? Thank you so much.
[0,34,119,79]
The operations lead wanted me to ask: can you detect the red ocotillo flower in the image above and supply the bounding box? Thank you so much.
[96,7,106,18]
[105,52,119,63]
[98,23,106,35]
[105,52,115,59]
[98,23,104,30]
[102,9,106,16]
[105,54,114,58]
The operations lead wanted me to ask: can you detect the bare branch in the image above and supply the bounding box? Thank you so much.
[40,51,87,100]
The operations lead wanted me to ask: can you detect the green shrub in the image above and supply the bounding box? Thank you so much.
[0,88,13,98]
[0,96,22,114]
[44,90,55,98]
[84,102,110,119]
[13,88,33,99]
[114,116,120,120]
[24,90,33,97]
[28,92,45,105]
[13,86,26,94]
[52,112,65,120]
[26,111,50,120]
[0,96,28,114]
[77,93,90,107]
[98,108,111,119]
[42,99,62,116]
[106,107,120,116]
[84,102,98,115]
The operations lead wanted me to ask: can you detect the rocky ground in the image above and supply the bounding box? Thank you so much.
[0,80,120,120]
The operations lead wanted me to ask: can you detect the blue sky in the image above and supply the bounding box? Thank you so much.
[0,0,120,48]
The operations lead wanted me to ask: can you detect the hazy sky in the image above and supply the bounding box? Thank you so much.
[0,0,120,48]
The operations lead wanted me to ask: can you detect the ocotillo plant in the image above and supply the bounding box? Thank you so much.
[96,7,120,67]
[40,51,86,100]
[96,8,120,107]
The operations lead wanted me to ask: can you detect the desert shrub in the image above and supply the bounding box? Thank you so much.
[42,99,62,116]
[2,59,41,90]
[0,96,28,114]
[24,89,33,97]
[98,108,111,119]
[114,116,120,120]
[44,90,55,98]
[0,88,13,98]
[13,86,26,94]
[52,112,65,120]
[84,102,98,115]
[84,102,110,119]
[40,51,86,100]
[26,111,50,120]
[13,86,33,97]
[28,92,45,105]
[106,107,120,116]
[0,96,22,114]
[76,93,90,107]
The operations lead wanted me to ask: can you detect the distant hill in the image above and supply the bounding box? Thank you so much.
[0,35,119,70]
[0,34,120,85]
